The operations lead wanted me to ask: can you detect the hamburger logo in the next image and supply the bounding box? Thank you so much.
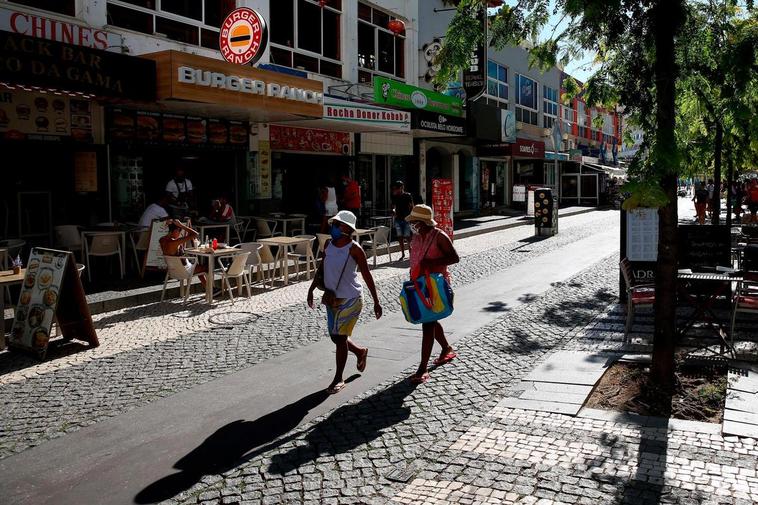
[219,8,268,66]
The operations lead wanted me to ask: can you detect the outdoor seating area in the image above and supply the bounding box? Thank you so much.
[621,223,758,358]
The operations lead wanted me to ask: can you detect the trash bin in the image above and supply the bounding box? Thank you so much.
[534,188,558,236]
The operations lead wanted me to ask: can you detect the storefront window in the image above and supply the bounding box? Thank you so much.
[542,85,558,129]
[357,2,406,83]
[269,0,343,78]
[11,0,75,16]
[515,74,538,125]
[106,0,235,50]
[486,60,508,106]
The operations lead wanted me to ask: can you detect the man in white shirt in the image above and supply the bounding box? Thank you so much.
[165,167,195,217]
[139,195,169,227]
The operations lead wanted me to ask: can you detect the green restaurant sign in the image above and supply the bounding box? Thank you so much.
[373,77,463,117]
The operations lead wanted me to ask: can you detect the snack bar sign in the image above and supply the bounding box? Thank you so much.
[374,76,463,117]
[178,66,323,105]
[219,7,268,66]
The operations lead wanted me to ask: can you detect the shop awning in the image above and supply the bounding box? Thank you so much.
[583,161,628,178]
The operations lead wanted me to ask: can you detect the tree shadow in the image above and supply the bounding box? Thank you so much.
[268,378,419,476]
[0,339,92,376]
[541,287,616,329]
[518,293,539,303]
[93,299,213,330]
[498,328,544,356]
[133,384,341,504]
[482,301,510,313]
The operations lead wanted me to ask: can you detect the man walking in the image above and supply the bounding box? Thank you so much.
[391,181,414,260]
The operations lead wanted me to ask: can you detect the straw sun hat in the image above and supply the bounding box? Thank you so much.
[405,204,437,227]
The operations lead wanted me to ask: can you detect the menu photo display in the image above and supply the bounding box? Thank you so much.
[0,88,93,142]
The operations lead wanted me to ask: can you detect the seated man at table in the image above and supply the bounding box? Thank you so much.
[138,194,170,228]
[160,220,208,289]
[209,197,235,223]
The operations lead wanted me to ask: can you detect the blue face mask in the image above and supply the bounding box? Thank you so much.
[330,224,344,241]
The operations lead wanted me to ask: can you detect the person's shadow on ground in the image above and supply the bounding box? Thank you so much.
[268,378,419,476]
[134,388,332,504]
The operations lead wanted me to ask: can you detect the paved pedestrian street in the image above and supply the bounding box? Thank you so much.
[2,209,757,505]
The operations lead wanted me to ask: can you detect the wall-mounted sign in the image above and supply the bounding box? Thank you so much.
[0,88,93,142]
[412,110,466,135]
[323,96,411,131]
[501,109,516,143]
[256,140,272,199]
[219,7,268,66]
[569,148,583,162]
[73,152,98,192]
[374,77,463,117]
[511,138,545,158]
[269,125,351,155]
[0,7,122,51]
[145,51,323,118]
[462,4,487,102]
[0,31,155,100]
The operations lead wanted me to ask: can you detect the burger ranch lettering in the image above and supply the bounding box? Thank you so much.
[1,36,123,93]
[178,66,322,104]
[326,106,407,122]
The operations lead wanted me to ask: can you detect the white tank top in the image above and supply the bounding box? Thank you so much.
[324,241,362,299]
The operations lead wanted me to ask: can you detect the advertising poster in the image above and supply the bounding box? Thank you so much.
[0,89,93,142]
[269,125,350,154]
[257,140,272,199]
[73,152,98,192]
[432,179,454,240]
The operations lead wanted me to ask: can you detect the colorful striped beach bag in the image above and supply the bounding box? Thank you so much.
[399,272,454,324]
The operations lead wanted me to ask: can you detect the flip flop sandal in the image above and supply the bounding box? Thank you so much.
[327,382,345,394]
[433,352,457,366]
[410,372,430,384]
[357,349,368,372]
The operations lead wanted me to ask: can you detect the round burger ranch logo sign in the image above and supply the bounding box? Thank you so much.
[219,8,268,65]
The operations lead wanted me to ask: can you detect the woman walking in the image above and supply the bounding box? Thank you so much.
[307,211,382,394]
[693,183,709,225]
[405,205,460,384]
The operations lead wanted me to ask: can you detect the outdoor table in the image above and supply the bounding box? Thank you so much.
[81,230,128,274]
[269,215,306,237]
[677,271,742,358]
[368,216,394,228]
[353,228,376,244]
[183,246,240,304]
[196,223,231,244]
[0,268,25,351]
[258,236,312,286]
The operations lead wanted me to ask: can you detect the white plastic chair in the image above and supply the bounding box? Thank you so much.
[54,225,82,260]
[287,235,317,281]
[255,218,280,239]
[316,233,331,256]
[232,216,249,245]
[258,243,280,285]
[84,233,123,282]
[161,256,201,303]
[236,242,269,288]
[289,214,308,236]
[219,252,252,303]
[131,230,150,271]
[362,226,392,267]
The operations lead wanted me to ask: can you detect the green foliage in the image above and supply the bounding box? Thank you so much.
[620,180,670,210]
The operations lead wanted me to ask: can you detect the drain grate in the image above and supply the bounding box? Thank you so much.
[385,464,416,483]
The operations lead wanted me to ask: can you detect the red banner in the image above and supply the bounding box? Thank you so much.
[269,124,351,154]
[432,178,454,240]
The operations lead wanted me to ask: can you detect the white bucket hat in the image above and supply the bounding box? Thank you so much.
[328,210,357,231]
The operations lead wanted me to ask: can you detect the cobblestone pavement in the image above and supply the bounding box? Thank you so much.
[0,211,617,460]
[169,254,758,505]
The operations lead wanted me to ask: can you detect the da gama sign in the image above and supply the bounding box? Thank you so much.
[178,66,323,104]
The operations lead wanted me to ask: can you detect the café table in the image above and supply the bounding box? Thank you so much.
[368,216,394,229]
[183,246,240,304]
[258,236,312,286]
[0,268,25,351]
[353,228,377,244]
[269,215,306,237]
[197,223,231,244]
[677,270,742,358]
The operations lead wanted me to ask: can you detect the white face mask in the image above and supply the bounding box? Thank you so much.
[410,222,422,235]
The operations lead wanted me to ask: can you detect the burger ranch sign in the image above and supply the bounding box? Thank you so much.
[178,66,323,105]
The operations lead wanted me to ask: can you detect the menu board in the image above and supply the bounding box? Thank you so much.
[9,248,97,359]
[626,208,659,262]
[0,88,93,142]
[677,225,731,270]
[144,220,170,272]
[432,179,454,240]
[107,108,248,149]
[256,140,272,199]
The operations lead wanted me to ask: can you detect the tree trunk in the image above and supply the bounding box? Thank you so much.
[650,0,683,389]
[712,122,723,225]
[726,144,733,228]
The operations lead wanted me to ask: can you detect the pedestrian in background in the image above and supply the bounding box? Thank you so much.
[391,180,414,260]
[693,183,708,225]
[406,205,459,384]
[307,211,382,394]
